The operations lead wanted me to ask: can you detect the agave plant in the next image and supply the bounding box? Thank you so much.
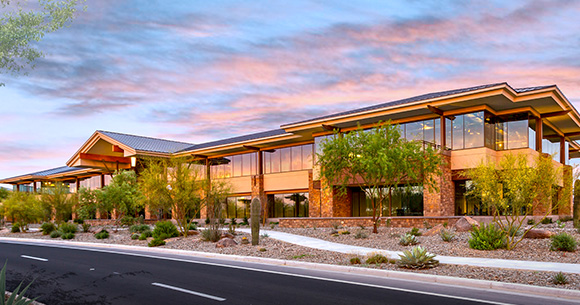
[1,262,36,305]
[399,233,419,246]
[397,246,439,269]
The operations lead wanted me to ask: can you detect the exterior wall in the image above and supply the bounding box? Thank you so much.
[263,171,309,192]
[308,171,322,217]
[225,176,252,193]
[424,152,454,216]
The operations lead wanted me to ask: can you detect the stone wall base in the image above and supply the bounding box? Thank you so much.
[279,216,462,228]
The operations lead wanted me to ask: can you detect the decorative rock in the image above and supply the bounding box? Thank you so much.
[216,237,237,248]
[454,216,479,232]
[423,224,445,237]
[221,232,235,239]
[187,230,199,236]
[240,237,249,244]
[523,229,555,239]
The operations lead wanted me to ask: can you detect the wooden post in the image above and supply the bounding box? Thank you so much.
[440,116,446,149]
[536,118,543,152]
[560,137,566,164]
[258,151,263,175]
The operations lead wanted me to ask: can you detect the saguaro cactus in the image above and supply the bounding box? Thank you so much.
[574,180,580,228]
[251,197,261,245]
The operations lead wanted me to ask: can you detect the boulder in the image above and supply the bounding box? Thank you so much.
[523,229,555,239]
[454,216,479,232]
[216,237,238,248]
[423,224,445,237]
[221,232,235,239]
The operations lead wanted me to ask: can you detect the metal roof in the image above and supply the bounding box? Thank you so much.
[179,129,288,153]
[99,130,194,154]
[1,166,84,181]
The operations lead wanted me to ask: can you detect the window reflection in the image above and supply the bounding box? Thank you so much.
[210,153,257,178]
[223,196,251,219]
[267,192,309,217]
[464,112,484,148]
[264,144,314,174]
[453,115,464,149]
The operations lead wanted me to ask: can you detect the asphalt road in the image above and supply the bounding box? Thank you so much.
[0,240,578,305]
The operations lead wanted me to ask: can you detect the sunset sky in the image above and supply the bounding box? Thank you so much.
[1,0,580,184]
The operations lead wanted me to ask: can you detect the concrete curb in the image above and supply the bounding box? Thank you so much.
[1,237,579,301]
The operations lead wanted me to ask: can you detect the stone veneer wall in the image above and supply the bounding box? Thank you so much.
[423,152,454,216]
[308,171,322,217]
[279,216,461,228]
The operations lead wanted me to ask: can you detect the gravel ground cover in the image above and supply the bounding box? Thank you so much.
[1,223,579,291]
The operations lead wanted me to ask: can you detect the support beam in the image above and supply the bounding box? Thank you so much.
[75,177,80,193]
[564,131,580,138]
[440,116,446,149]
[258,151,263,175]
[540,109,571,119]
[536,118,543,152]
[112,145,124,153]
[427,105,444,116]
[560,137,566,164]
[100,174,105,189]
[80,153,130,164]
[243,145,260,151]
[322,124,340,132]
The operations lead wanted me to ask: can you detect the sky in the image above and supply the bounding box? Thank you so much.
[1,0,580,185]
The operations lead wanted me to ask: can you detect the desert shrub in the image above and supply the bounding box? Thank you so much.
[527,218,535,225]
[365,253,389,264]
[40,222,57,235]
[59,222,77,234]
[397,246,439,269]
[138,234,149,241]
[399,233,419,246]
[442,221,448,228]
[468,223,506,250]
[541,217,553,224]
[242,216,249,225]
[205,217,210,225]
[354,230,368,239]
[95,230,109,239]
[560,216,573,222]
[61,232,75,240]
[188,222,197,231]
[201,229,220,242]
[82,223,91,233]
[331,222,340,230]
[142,230,152,238]
[50,230,62,238]
[120,216,137,227]
[130,224,150,234]
[350,257,361,265]
[439,229,455,242]
[230,218,237,226]
[507,226,523,237]
[73,219,84,224]
[423,220,432,230]
[10,223,21,233]
[552,272,569,285]
[339,230,350,235]
[408,227,422,236]
[152,221,178,239]
[148,238,166,247]
[131,233,139,240]
[550,233,577,252]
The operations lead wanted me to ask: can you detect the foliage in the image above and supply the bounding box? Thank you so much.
[1,262,36,305]
[188,222,197,231]
[317,122,442,233]
[399,233,419,246]
[148,238,166,247]
[130,224,150,234]
[550,233,577,252]
[541,217,553,224]
[204,180,232,242]
[468,223,506,250]
[408,227,422,236]
[61,232,74,240]
[354,230,368,239]
[152,221,178,239]
[49,230,61,238]
[131,233,139,240]
[439,229,455,242]
[1,192,43,228]
[40,182,74,222]
[76,187,98,220]
[73,219,84,224]
[10,223,20,233]
[397,246,439,269]
[365,253,389,264]
[138,231,152,240]
[58,222,77,234]
[527,218,535,225]
[200,228,219,242]
[349,257,362,265]
[99,170,143,220]
[40,222,56,235]
[0,188,9,201]
[552,272,569,285]
[139,158,206,237]
[94,230,109,239]
[119,216,138,227]
[467,153,565,250]
[81,223,91,233]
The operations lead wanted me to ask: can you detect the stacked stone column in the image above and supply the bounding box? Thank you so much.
[423,151,454,216]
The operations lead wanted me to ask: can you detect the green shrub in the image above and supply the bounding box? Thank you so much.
[130,224,150,233]
[339,230,350,235]
[73,219,84,224]
[120,216,137,227]
[408,227,422,236]
[138,234,149,241]
[95,230,109,239]
[527,218,535,225]
[550,233,577,252]
[397,246,439,269]
[354,230,368,239]
[40,222,56,235]
[131,233,139,240]
[201,229,220,242]
[11,223,20,233]
[349,257,361,265]
[552,272,569,285]
[59,222,77,234]
[365,253,389,264]
[205,217,210,225]
[560,216,573,222]
[399,233,419,246]
[242,216,249,225]
[507,226,523,237]
[188,222,197,231]
[61,232,75,240]
[468,223,506,250]
[439,229,455,242]
[230,218,237,226]
[50,230,62,238]
[82,223,91,233]
[541,217,553,224]
[141,230,152,238]
[152,221,179,239]
[148,238,166,247]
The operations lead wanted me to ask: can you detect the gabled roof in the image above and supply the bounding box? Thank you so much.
[98,130,194,154]
[179,129,288,153]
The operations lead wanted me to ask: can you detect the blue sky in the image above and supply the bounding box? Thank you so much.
[1,0,580,183]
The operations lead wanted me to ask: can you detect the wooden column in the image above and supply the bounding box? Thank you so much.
[560,137,566,164]
[32,181,37,193]
[100,174,105,188]
[258,151,263,175]
[75,178,80,193]
[15,184,19,193]
[536,118,543,152]
[440,116,446,149]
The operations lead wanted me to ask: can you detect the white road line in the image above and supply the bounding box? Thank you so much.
[152,282,226,302]
[20,255,48,262]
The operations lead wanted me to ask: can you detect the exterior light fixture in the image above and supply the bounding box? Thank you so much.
[131,156,137,168]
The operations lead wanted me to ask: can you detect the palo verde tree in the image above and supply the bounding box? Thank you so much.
[467,153,567,250]
[40,181,75,222]
[139,157,205,237]
[1,0,85,85]
[317,122,443,233]
[0,192,43,229]
[99,170,142,220]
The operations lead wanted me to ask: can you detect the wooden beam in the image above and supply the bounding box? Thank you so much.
[427,105,443,116]
[191,154,207,159]
[541,110,570,119]
[564,131,580,138]
[322,124,340,132]
[243,145,260,151]
[80,153,131,164]
[112,145,124,153]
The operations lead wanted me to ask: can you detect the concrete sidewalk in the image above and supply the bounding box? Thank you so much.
[239,229,580,274]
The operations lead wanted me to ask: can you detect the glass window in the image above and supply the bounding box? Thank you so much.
[454,181,487,216]
[270,150,280,173]
[484,114,494,149]
[406,121,423,141]
[291,146,302,171]
[464,112,484,148]
[434,119,440,146]
[223,157,232,178]
[453,115,464,150]
[445,118,452,149]
[302,144,313,170]
[250,152,257,175]
[495,122,506,150]
[528,119,536,151]
[506,120,528,149]
[423,120,434,144]
[232,155,242,177]
[268,192,309,217]
[280,147,291,172]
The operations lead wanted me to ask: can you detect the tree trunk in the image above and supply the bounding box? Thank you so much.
[388,187,392,217]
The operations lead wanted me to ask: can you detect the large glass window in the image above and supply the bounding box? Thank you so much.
[264,144,314,174]
[506,120,528,149]
[267,192,309,217]
[464,112,484,148]
[352,185,423,217]
[455,181,488,216]
[223,196,251,219]
[453,115,464,149]
[210,153,257,178]
[405,121,423,141]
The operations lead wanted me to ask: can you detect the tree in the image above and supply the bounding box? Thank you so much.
[40,181,74,222]
[317,122,443,233]
[0,188,9,201]
[0,192,43,229]
[76,186,98,220]
[99,170,142,220]
[467,153,565,250]
[139,158,205,237]
[204,179,232,242]
[0,0,85,85]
